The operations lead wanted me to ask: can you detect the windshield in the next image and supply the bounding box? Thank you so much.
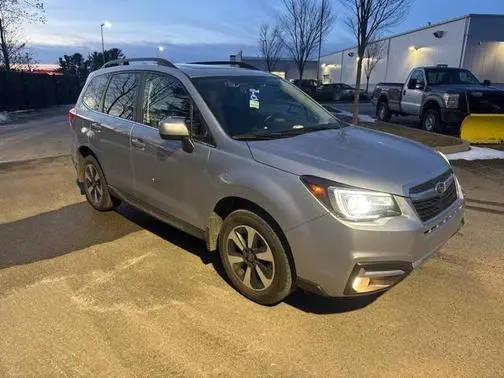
[425,69,480,85]
[192,75,341,139]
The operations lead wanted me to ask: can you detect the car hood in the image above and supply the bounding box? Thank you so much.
[247,126,448,196]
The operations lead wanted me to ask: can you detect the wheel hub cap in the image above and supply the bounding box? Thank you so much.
[226,225,275,291]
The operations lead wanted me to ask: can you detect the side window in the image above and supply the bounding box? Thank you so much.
[103,73,139,120]
[409,70,425,88]
[142,73,212,144]
[82,74,109,111]
[142,74,190,128]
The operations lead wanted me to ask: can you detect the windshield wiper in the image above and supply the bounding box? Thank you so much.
[232,132,280,140]
[232,124,342,140]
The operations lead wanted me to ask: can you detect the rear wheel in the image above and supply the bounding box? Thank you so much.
[83,155,120,211]
[377,100,391,122]
[219,210,294,305]
[422,108,444,133]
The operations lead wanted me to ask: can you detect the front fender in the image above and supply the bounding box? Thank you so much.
[204,148,328,234]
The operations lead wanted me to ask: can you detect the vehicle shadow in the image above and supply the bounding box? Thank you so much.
[285,290,382,314]
[0,202,141,269]
[115,204,228,278]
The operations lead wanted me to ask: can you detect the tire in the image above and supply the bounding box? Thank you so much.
[422,108,444,133]
[82,155,120,211]
[377,100,391,122]
[219,210,294,305]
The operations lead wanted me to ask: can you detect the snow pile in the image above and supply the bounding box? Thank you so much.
[447,146,504,161]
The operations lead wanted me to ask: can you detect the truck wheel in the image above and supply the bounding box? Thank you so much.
[377,101,391,122]
[422,108,444,133]
[82,155,120,211]
[219,210,294,305]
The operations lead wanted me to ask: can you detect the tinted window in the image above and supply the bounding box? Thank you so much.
[103,73,139,120]
[82,74,109,111]
[143,73,211,143]
[426,69,480,85]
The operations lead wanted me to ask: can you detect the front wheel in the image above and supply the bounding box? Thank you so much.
[219,210,294,305]
[422,108,444,133]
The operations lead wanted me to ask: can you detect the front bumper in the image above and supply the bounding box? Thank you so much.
[286,197,464,297]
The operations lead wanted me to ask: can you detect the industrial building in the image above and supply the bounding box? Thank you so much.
[230,53,318,80]
[320,14,504,91]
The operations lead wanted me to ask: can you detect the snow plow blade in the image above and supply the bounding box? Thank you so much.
[460,114,504,144]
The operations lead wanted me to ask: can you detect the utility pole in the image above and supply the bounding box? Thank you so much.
[100,22,111,65]
[316,0,326,83]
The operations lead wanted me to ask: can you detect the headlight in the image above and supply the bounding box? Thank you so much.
[301,176,401,221]
[443,93,460,109]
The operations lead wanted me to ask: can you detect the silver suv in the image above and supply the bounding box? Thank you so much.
[70,58,464,305]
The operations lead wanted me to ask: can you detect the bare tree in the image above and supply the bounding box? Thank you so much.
[0,0,45,70]
[259,23,284,72]
[340,0,410,123]
[279,0,334,80]
[363,39,384,93]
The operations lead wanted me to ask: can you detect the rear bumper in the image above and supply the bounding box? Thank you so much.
[286,197,464,297]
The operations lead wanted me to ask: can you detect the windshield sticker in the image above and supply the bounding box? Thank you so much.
[249,89,260,109]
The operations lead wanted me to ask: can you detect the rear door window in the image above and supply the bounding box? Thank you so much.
[103,73,139,120]
[82,74,109,111]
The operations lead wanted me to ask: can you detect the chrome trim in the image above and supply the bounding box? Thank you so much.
[410,174,454,201]
[361,269,405,278]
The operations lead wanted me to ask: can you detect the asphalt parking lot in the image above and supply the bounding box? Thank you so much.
[1,109,504,376]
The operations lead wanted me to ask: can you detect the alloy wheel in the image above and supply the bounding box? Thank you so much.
[424,114,435,131]
[84,164,103,205]
[226,225,275,291]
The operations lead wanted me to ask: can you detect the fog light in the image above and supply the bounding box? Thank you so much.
[352,276,371,292]
[345,263,412,295]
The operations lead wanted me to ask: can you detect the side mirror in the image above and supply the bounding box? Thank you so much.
[408,78,417,90]
[158,116,194,153]
[483,79,491,86]
[159,116,189,139]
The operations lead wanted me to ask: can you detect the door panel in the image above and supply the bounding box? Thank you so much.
[401,70,425,115]
[131,72,213,229]
[131,125,211,228]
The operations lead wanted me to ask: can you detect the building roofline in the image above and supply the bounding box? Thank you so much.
[321,13,504,57]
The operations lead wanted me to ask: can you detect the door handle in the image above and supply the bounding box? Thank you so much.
[90,122,102,132]
[131,137,145,150]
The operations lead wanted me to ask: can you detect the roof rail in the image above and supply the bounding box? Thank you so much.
[189,61,259,70]
[102,57,177,69]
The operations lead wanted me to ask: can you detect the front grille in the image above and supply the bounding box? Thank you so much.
[467,91,504,114]
[411,173,458,222]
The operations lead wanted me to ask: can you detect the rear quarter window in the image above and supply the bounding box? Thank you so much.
[81,74,109,111]
[103,73,139,121]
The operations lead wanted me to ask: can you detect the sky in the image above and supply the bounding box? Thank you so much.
[22,0,504,64]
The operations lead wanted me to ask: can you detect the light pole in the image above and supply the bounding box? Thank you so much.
[157,46,164,58]
[100,21,112,65]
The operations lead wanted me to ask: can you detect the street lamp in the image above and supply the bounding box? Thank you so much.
[157,46,164,58]
[100,21,112,64]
